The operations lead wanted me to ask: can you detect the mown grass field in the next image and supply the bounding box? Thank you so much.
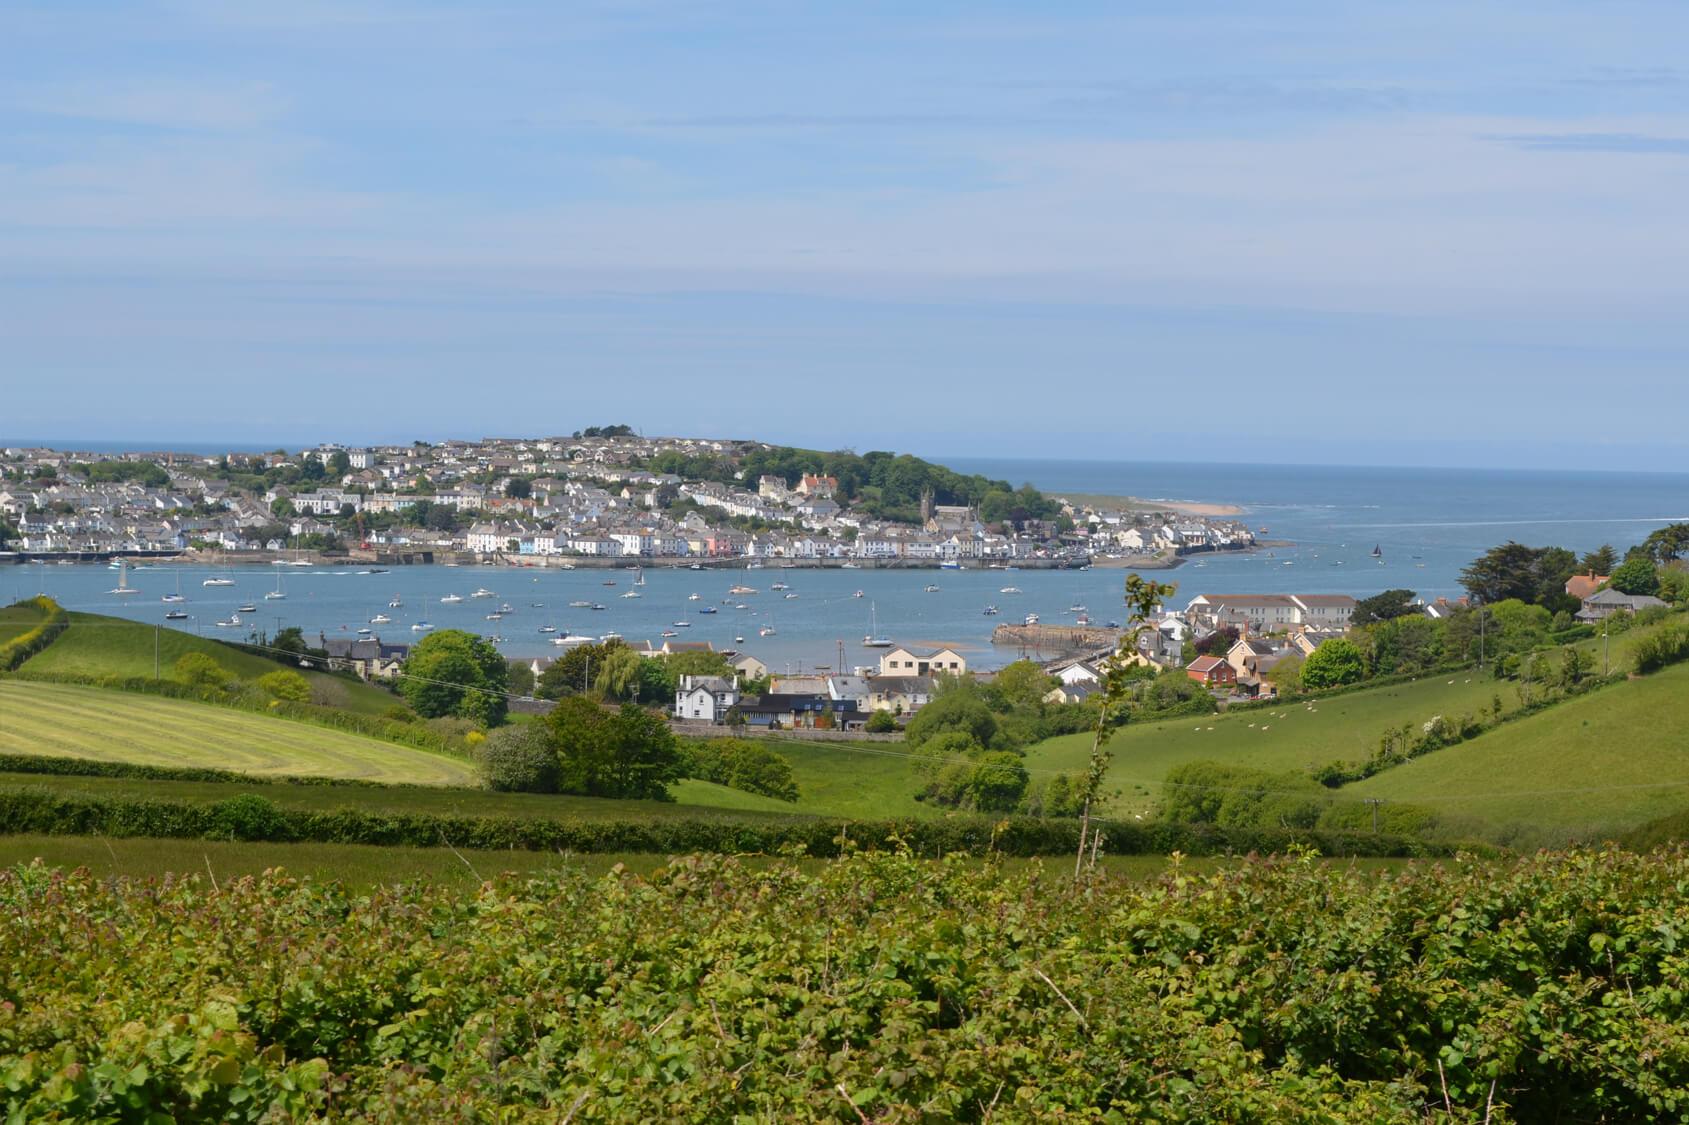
[1348,660,1689,843]
[1022,671,1513,817]
[0,767,804,822]
[0,680,479,786]
[22,611,399,714]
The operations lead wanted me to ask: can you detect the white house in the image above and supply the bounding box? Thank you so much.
[878,646,967,678]
[673,674,740,723]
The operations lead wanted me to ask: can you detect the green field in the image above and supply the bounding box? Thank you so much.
[767,738,927,818]
[0,832,1410,888]
[1348,661,1689,844]
[0,680,478,785]
[22,611,399,714]
[0,604,45,645]
[0,766,804,822]
[1022,672,1512,816]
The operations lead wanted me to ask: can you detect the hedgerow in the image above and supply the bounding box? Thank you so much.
[2,848,1686,1120]
[0,597,68,671]
[0,788,1446,857]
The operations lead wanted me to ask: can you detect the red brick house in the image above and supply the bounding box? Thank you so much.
[1185,655,1237,688]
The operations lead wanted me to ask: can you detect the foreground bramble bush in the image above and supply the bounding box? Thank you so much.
[4,848,1689,1121]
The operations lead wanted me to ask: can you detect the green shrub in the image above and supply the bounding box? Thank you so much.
[681,739,800,802]
[209,793,291,841]
[864,709,898,733]
[1633,623,1689,675]
[171,652,231,690]
[477,724,560,793]
[255,669,311,702]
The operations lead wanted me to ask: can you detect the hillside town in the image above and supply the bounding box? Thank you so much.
[0,436,1256,566]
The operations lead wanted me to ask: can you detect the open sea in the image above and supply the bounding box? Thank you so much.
[7,460,1686,673]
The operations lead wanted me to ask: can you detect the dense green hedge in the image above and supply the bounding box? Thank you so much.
[0,596,68,671]
[0,752,401,790]
[2,848,1686,1119]
[0,787,1447,857]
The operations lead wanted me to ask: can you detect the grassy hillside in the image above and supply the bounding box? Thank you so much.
[0,604,45,645]
[1346,661,1689,844]
[768,738,927,818]
[22,611,399,714]
[0,680,477,786]
[1023,672,1512,817]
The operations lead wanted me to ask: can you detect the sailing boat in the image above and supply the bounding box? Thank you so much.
[1371,544,1383,558]
[265,570,287,600]
[862,602,893,648]
[108,559,139,595]
[634,567,646,587]
[161,574,185,603]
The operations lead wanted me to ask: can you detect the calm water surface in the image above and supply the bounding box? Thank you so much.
[8,461,1685,672]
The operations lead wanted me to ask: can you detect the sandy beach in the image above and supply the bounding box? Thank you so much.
[1054,492,1245,518]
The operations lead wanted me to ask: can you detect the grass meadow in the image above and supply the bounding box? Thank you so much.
[1348,661,1689,842]
[0,680,479,786]
[24,611,400,714]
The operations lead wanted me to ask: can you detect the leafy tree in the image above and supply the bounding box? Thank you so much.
[604,704,683,799]
[327,450,351,477]
[1351,589,1419,627]
[682,739,799,801]
[665,649,733,678]
[1365,614,1444,675]
[864,709,898,733]
[505,477,532,499]
[1300,638,1365,689]
[172,652,230,690]
[1461,542,1567,606]
[912,730,983,778]
[477,724,560,793]
[903,680,998,750]
[1641,523,1689,565]
[270,498,296,519]
[1195,626,1240,658]
[536,641,619,699]
[1265,651,1303,695]
[1659,566,1689,606]
[991,659,1057,712]
[595,645,646,701]
[506,659,535,697]
[1609,556,1660,596]
[971,751,1030,811]
[255,669,311,702]
[399,629,509,726]
[1579,544,1618,574]
[636,658,677,705]
[545,697,681,799]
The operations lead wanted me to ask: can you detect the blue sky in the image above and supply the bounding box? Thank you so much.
[3,1,1687,469]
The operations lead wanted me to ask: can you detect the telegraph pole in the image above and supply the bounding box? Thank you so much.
[154,624,160,679]
[1363,797,1385,834]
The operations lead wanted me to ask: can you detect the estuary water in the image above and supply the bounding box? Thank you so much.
[6,460,1685,673]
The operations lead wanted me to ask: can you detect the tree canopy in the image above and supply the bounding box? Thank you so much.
[1300,638,1366,690]
[1351,589,1419,627]
[1609,557,1660,596]
[399,629,509,726]
[1460,542,1579,609]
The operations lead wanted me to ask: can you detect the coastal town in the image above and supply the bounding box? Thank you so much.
[0,434,1257,567]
